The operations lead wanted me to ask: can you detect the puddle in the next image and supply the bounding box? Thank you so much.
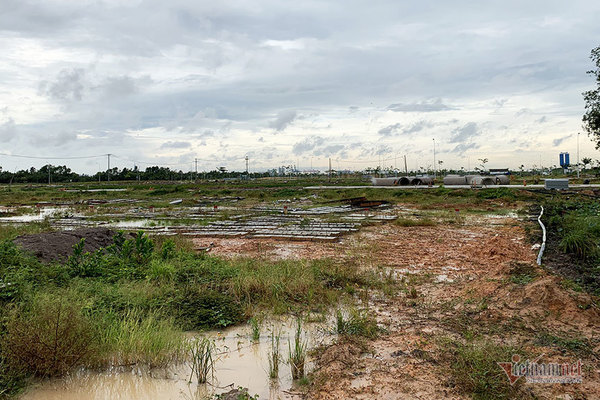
[21,317,332,400]
[0,207,67,223]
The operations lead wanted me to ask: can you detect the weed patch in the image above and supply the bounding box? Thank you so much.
[440,338,528,400]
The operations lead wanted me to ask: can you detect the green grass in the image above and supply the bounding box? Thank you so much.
[394,217,437,227]
[535,332,591,356]
[96,309,186,368]
[0,224,389,397]
[508,262,537,285]
[268,330,281,379]
[188,336,215,384]
[440,338,528,400]
[288,319,308,380]
[249,317,261,342]
[335,309,381,339]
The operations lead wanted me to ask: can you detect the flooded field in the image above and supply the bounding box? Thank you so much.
[2,183,599,400]
[22,318,330,400]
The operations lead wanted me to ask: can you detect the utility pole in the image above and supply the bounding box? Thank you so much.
[107,154,111,182]
[432,138,436,179]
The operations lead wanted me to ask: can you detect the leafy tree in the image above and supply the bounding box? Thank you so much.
[582,157,592,170]
[478,158,489,171]
[583,46,600,148]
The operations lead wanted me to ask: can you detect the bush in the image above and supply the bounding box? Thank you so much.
[172,288,243,330]
[2,295,94,377]
[0,355,29,399]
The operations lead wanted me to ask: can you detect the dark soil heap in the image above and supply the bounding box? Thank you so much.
[14,227,117,263]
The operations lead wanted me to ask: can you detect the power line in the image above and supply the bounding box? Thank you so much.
[0,152,105,160]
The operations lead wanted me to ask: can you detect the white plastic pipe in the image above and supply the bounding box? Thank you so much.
[537,206,546,265]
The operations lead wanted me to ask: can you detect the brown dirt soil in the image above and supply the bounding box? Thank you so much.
[198,214,600,399]
[192,237,343,260]
[14,227,118,263]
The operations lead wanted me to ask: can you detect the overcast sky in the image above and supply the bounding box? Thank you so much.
[1,0,599,173]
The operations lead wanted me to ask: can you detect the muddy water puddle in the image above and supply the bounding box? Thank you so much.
[0,206,68,222]
[21,318,332,400]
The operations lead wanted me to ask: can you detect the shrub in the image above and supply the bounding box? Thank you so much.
[2,295,94,377]
[172,288,243,330]
[0,354,29,399]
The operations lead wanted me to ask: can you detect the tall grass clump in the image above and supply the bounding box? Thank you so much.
[441,338,526,400]
[268,330,281,380]
[559,219,599,260]
[2,295,94,377]
[288,319,307,380]
[249,317,261,342]
[335,309,381,339]
[188,336,216,384]
[97,309,186,368]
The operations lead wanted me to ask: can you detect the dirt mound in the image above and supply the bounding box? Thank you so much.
[14,227,118,263]
[501,276,600,332]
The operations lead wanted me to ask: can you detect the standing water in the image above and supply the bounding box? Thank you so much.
[21,317,330,400]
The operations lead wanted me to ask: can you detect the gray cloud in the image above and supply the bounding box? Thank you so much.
[31,131,78,147]
[552,134,573,147]
[0,118,16,143]
[39,68,87,103]
[98,76,145,98]
[269,110,297,132]
[378,123,402,136]
[387,99,453,113]
[403,120,434,135]
[0,1,599,172]
[449,122,480,143]
[378,120,434,136]
[315,144,345,156]
[292,135,325,155]
[160,141,192,149]
[451,142,480,154]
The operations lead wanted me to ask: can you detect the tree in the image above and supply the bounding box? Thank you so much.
[478,158,489,171]
[583,46,600,148]
[582,157,592,170]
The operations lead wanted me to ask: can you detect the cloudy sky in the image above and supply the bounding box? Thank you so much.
[1,0,599,174]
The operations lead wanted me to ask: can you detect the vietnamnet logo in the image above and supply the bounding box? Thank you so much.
[498,354,583,384]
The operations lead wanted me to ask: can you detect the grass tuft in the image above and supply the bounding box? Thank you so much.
[268,330,281,380]
[288,319,307,380]
[188,336,216,384]
[335,309,381,339]
[440,338,527,400]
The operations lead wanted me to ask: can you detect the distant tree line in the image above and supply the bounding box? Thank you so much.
[0,164,274,184]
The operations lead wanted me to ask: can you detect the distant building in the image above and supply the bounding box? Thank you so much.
[489,168,510,175]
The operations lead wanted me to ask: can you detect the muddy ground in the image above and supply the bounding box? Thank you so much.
[14,227,118,263]
[197,214,600,399]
